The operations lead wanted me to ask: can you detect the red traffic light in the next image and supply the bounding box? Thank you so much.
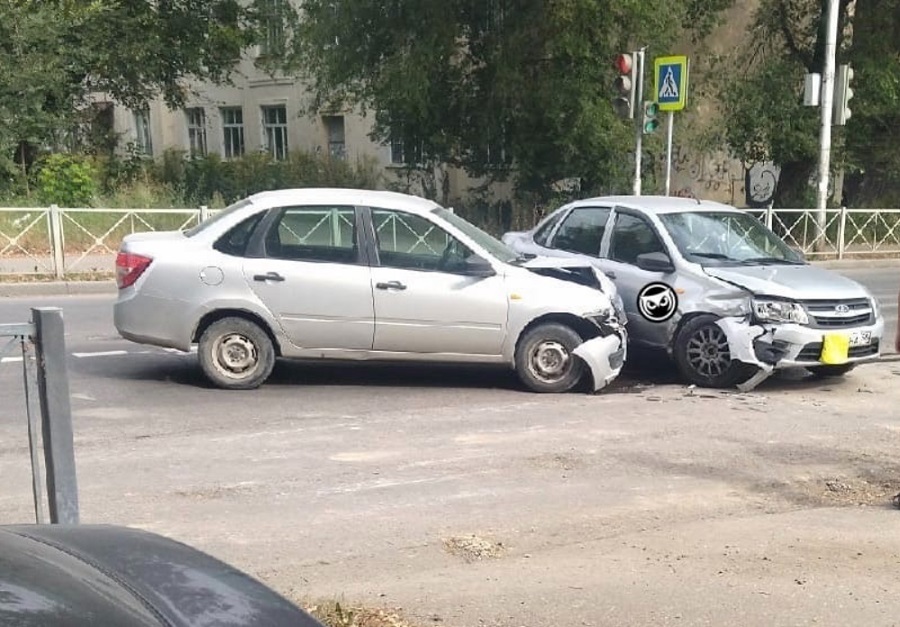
[614,53,633,75]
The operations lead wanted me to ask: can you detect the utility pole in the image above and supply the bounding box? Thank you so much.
[815,0,840,250]
[633,47,647,196]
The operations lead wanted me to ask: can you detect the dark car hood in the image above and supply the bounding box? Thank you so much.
[0,524,323,627]
[704,263,870,300]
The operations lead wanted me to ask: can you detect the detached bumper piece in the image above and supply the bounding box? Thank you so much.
[573,330,628,393]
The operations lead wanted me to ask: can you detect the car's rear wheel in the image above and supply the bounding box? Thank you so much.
[515,322,585,393]
[806,364,856,378]
[198,317,275,390]
[673,314,758,388]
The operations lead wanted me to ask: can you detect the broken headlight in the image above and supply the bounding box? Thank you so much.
[751,298,809,325]
[584,308,621,333]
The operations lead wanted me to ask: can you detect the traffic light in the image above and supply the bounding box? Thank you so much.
[833,64,854,126]
[642,101,660,134]
[612,53,636,119]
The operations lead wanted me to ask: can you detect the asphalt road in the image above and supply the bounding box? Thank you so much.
[1,265,900,627]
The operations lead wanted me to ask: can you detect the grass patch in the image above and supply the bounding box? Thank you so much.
[301,599,422,627]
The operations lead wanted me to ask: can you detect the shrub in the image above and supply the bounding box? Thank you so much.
[35,153,98,207]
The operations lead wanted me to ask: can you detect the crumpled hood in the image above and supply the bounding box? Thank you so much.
[519,256,619,301]
[704,264,870,300]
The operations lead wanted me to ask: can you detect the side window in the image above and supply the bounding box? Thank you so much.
[609,213,665,265]
[263,206,358,263]
[372,209,473,273]
[552,207,611,256]
[533,210,566,246]
[213,211,266,257]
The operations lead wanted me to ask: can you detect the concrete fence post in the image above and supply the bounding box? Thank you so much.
[200,205,209,223]
[49,204,65,280]
[837,206,847,260]
[32,307,79,524]
[765,203,774,231]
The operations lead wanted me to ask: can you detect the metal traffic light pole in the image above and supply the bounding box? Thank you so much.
[633,47,647,196]
[815,0,840,250]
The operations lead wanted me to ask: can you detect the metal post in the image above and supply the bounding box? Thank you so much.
[765,202,774,230]
[49,204,65,280]
[199,204,210,222]
[816,0,840,251]
[32,307,79,524]
[837,205,847,259]
[665,110,675,196]
[633,48,646,196]
[21,338,46,524]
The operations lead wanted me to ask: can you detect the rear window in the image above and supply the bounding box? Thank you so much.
[184,199,253,237]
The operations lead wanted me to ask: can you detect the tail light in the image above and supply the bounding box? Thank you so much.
[116,252,153,289]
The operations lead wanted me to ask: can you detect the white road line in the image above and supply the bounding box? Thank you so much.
[72,350,129,358]
[1,356,23,363]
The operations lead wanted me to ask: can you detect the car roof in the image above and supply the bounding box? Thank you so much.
[246,187,443,215]
[566,195,742,215]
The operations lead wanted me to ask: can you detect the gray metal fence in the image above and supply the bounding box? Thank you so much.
[2,204,900,278]
[2,308,79,524]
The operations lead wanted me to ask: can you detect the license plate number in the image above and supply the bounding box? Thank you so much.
[848,331,871,347]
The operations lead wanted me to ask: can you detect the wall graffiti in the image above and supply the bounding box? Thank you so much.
[638,145,780,208]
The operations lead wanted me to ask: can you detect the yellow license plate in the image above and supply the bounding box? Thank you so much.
[820,333,850,365]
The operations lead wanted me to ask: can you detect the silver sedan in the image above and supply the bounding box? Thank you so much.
[114,188,627,393]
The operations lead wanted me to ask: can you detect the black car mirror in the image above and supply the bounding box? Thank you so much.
[636,251,675,273]
[464,254,496,277]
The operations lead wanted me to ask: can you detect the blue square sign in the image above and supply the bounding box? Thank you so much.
[654,56,689,111]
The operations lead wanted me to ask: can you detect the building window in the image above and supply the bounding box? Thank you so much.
[324,115,346,160]
[262,105,288,160]
[221,107,245,159]
[186,108,207,157]
[134,109,152,156]
[389,120,424,166]
[259,0,288,57]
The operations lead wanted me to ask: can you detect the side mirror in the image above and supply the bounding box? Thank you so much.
[464,254,496,277]
[636,251,675,273]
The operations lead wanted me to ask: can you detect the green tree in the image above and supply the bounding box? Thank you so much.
[0,0,265,189]
[271,0,734,204]
[714,0,900,208]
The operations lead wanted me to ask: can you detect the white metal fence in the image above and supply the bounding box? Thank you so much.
[2,204,900,278]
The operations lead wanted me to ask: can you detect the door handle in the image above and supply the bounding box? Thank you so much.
[605,271,617,280]
[375,280,407,291]
[253,272,285,282]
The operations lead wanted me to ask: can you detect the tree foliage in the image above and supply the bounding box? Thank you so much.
[0,0,263,184]
[276,0,735,202]
[715,0,900,207]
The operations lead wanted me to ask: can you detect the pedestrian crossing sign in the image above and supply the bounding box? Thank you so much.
[654,55,689,111]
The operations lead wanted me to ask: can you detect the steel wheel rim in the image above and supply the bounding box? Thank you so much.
[528,340,572,383]
[685,325,731,378]
[211,332,259,380]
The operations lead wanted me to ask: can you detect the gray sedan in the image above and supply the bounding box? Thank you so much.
[114,188,627,393]
[503,195,883,389]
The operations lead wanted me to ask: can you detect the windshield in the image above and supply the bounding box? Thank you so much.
[659,211,804,265]
[433,207,521,263]
[183,198,254,237]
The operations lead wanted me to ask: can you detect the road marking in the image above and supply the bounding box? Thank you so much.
[1,356,23,363]
[72,350,129,358]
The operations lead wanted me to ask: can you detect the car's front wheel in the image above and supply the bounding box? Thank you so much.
[515,322,585,393]
[198,317,276,390]
[673,314,758,388]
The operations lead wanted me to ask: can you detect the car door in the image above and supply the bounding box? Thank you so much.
[242,204,375,351]
[367,208,508,356]
[595,208,675,348]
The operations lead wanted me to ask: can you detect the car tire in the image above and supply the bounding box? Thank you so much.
[806,364,856,378]
[673,314,758,389]
[198,317,276,390]
[515,322,586,393]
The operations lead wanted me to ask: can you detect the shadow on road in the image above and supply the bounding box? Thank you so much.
[72,345,868,395]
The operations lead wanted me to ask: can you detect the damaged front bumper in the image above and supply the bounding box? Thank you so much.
[573,326,628,393]
[716,315,884,391]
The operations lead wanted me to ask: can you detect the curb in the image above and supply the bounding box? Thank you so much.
[0,281,117,298]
